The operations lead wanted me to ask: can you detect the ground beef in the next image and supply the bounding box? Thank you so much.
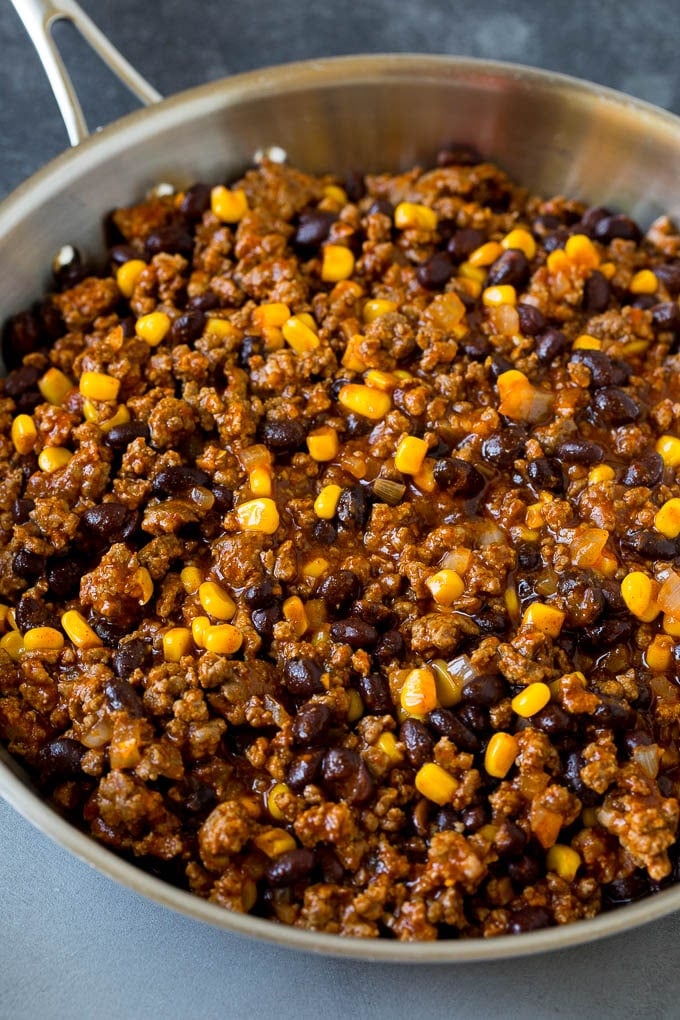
[2,151,680,942]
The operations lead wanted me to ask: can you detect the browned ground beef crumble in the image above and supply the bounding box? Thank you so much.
[2,147,680,939]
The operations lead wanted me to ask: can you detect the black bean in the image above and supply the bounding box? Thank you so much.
[416,252,455,290]
[180,183,212,220]
[292,702,332,745]
[238,335,262,369]
[652,301,680,333]
[516,303,546,336]
[322,747,374,803]
[508,855,542,886]
[527,456,564,493]
[336,485,370,530]
[532,704,574,736]
[251,604,283,640]
[109,243,143,267]
[104,677,144,717]
[455,704,489,733]
[594,213,641,243]
[15,596,59,634]
[12,497,34,524]
[655,261,680,296]
[555,438,604,465]
[3,311,42,367]
[592,694,634,730]
[579,206,611,236]
[435,805,459,832]
[622,729,653,755]
[624,530,680,560]
[580,616,635,648]
[283,658,325,697]
[344,412,373,438]
[243,581,278,608]
[630,295,656,311]
[496,821,528,858]
[144,223,194,259]
[46,555,86,598]
[151,465,211,495]
[461,804,488,832]
[294,210,336,248]
[533,213,563,235]
[286,750,324,791]
[400,718,434,769]
[433,457,485,496]
[460,333,491,360]
[266,848,316,887]
[330,619,378,649]
[557,569,605,626]
[427,708,480,752]
[188,291,220,312]
[589,386,640,426]
[486,249,530,288]
[602,873,652,907]
[344,169,366,202]
[12,549,46,579]
[367,198,394,218]
[535,327,567,364]
[169,310,206,345]
[104,421,150,450]
[315,570,361,615]
[622,451,663,488]
[447,227,486,262]
[489,354,514,380]
[437,142,483,166]
[81,503,138,544]
[211,485,233,511]
[471,608,508,635]
[571,349,631,388]
[176,775,217,815]
[508,905,552,934]
[481,430,526,468]
[461,674,506,706]
[516,542,541,571]
[316,845,345,883]
[112,638,151,678]
[349,600,395,631]
[582,269,611,313]
[357,674,393,714]
[312,520,337,545]
[37,737,84,780]
[260,418,307,454]
[4,363,41,398]
[372,629,405,665]
[543,228,570,252]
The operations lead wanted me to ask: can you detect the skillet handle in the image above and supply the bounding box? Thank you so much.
[10,0,162,146]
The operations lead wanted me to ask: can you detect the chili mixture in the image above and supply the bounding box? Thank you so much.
[2,148,680,940]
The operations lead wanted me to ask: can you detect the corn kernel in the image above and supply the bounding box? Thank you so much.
[203,623,243,655]
[505,584,520,621]
[363,369,398,392]
[655,498,680,539]
[415,762,458,804]
[646,633,674,672]
[23,626,64,651]
[82,397,101,423]
[425,569,464,606]
[249,467,272,497]
[376,731,403,766]
[511,682,551,718]
[413,458,436,494]
[565,233,600,268]
[282,314,320,353]
[0,630,23,660]
[11,414,37,455]
[663,614,680,637]
[458,275,483,299]
[211,185,249,223]
[338,383,392,420]
[546,844,581,881]
[546,249,571,274]
[572,333,602,351]
[302,557,329,579]
[306,426,339,462]
[656,434,680,468]
[162,627,193,662]
[620,571,660,622]
[61,610,102,650]
[394,435,428,475]
[588,464,616,484]
[235,497,280,534]
[363,299,397,322]
[79,371,120,402]
[253,302,291,328]
[394,202,437,232]
[468,241,504,267]
[458,261,487,284]
[198,580,236,621]
[253,828,297,858]
[501,228,536,259]
[205,317,237,340]
[497,369,553,423]
[484,731,519,778]
[38,367,72,406]
[6,609,17,632]
[522,602,565,638]
[267,782,291,821]
[38,447,72,473]
[629,269,658,295]
[430,659,464,707]
[180,566,202,594]
[314,483,342,520]
[482,285,517,307]
[347,688,364,722]
[99,405,131,433]
[191,615,211,647]
[136,311,171,346]
[599,261,617,279]
[321,245,355,282]
[134,567,154,606]
[324,184,347,205]
[116,259,146,298]
[283,596,308,637]
[400,667,437,716]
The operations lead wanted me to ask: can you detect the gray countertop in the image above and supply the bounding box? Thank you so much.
[2,2,680,1017]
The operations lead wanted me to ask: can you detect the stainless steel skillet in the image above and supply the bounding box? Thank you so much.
[2,0,680,962]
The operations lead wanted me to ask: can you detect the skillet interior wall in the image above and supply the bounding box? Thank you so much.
[2,0,680,199]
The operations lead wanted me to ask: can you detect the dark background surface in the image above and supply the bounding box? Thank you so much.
[2,2,680,1018]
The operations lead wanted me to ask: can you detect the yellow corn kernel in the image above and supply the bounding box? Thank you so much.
[253,302,291,328]
[394,202,437,231]
[338,383,392,420]
[235,497,280,534]
[116,259,146,298]
[205,317,237,340]
[82,399,100,423]
[23,626,64,652]
[426,569,464,606]
[38,447,72,473]
[198,580,236,621]
[656,434,680,468]
[546,844,581,881]
[623,339,651,356]
[482,284,517,307]
[0,630,23,660]
[629,269,658,295]
[131,567,153,606]
[323,184,347,205]
[306,426,339,462]
[415,762,458,805]
[522,602,565,638]
[588,464,616,485]
[413,458,436,494]
[497,369,553,423]
[302,557,329,579]
[203,623,243,655]
[211,185,249,222]
[400,667,437,716]
[646,633,674,672]
[162,627,193,662]
[458,275,483,300]
[180,566,203,594]
[282,314,320,353]
[0,604,9,631]
[376,731,404,766]
[505,584,520,621]
[314,483,342,520]
[79,371,120,402]
[363,369,398,392]
[565,233,600,268]
[458,261,487,284]
[663,614,680,637]
[347,688,364,722]
[321,245,355,283]
[38,367,72,406]
[572,333,602,351]
[655,498,680,539]
[136,311,171,346]
[61,610,102,650]
[484,731,519,778]
[546,249,571,274]
[253,828,297,859]
[430,659,464,707]
[620,571,660,622]
[468,241,504,267]
[511,681,551,718]
[100,405,131,433]
[267,782,291,821]
[501,228,536,260]
[394,435,428,475]
[363,299,397,322]
[596,551,619,577]
[6,609,17,632]
[11,414,38,455]
[190,615,211,647]
[249,467,272,497]
[283,596,308,637]
[525,503,545,529]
